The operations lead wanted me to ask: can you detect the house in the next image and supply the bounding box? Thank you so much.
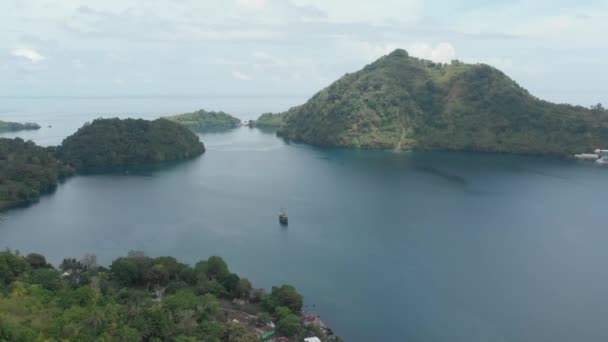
[303,315,327,329]
[304,337,322,342]
[232,298,247,306]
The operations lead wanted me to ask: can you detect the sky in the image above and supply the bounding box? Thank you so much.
[1,0,607,108]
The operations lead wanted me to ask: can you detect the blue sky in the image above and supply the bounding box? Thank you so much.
[2,0,607,108]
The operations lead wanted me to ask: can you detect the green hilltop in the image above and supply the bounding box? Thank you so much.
[164,109,241,131]
[274,49,608,157]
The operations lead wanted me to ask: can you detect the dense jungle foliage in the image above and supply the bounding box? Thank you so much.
[0,138,73,211]
[0,250,334,341]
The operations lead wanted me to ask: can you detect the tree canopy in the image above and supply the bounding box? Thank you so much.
[58,118,205,172]
[0,250,328,341]
[0,138,73,211]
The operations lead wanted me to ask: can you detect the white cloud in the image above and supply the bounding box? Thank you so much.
[72,59,84,69]
[232,70,252,80]
[409,42,456,63]
[11,48,45,63]
[236,0,267,10]
[253,51,287,66]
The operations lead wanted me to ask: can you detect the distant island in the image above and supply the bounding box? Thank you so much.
[0,250,339,341]
[269,49,608,157]
[164,109,241,132]
[0,118,205,210]
[249,112,286,129]
[0,120,41,133]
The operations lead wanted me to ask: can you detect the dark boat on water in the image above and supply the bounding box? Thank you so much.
[279,208,288,225]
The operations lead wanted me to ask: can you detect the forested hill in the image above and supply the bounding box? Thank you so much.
[0,250,339,341]
[0,138,73,211]
[164,109,241,131]
[58,118,206,172]
[0,120,40,133]
[0,118,206,210]
[277,49,608,157]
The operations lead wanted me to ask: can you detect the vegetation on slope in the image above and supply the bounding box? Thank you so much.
[0,121,40,133]
[58,118,206,172]
[165,109,241,131]
[278,49,608,157]
[0,138,73,211]
[250,113,286,129]
[0,250,339,342]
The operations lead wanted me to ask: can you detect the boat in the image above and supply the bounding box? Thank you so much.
[279,208,288,225]
[595,149,608,164]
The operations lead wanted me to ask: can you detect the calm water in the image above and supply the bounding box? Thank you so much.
[2,98,608,342]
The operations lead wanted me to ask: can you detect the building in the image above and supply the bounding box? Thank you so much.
[304,337,322,342]
[303,315,327,329]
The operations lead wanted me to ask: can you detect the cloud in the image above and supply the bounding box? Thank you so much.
[236,0,267,10]
[11,48,45,63]
[409,42,456,63]
[253,51,287,66]
[232,70,252,80]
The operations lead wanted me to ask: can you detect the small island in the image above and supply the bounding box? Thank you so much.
[58,118,205,172]
[0,118,205,210]
[0,120,41,133]
[249,112,286,129]
[0,250,339,342]
[164,109,241,132]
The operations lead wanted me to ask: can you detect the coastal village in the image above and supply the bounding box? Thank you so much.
[224,297,337,342]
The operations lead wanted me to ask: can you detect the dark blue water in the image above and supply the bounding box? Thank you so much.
[2,98,608,342]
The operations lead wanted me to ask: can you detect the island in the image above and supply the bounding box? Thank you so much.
[164,109,241,132]
[274,49,608,157]
[58,118,205,172]
[0,250,340,342]
[0,120,41,133]
[0,138,74,211]
[0,118,205,210]
[249,112,286,129]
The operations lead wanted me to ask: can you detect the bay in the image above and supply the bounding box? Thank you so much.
[2,97,608,341]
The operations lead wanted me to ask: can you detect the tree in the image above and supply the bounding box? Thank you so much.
[31,268,61,291]
[60,258,85,285]
[277,313,303,338]
[25,253,49,268]
[0,250,28,285]
[223,322,258,342]
[195,256,230,282]
[257,312,271,326]
[591,103,605,111]
[265,285,303,313]
[237,278,253,299]
[80,253,98,271]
